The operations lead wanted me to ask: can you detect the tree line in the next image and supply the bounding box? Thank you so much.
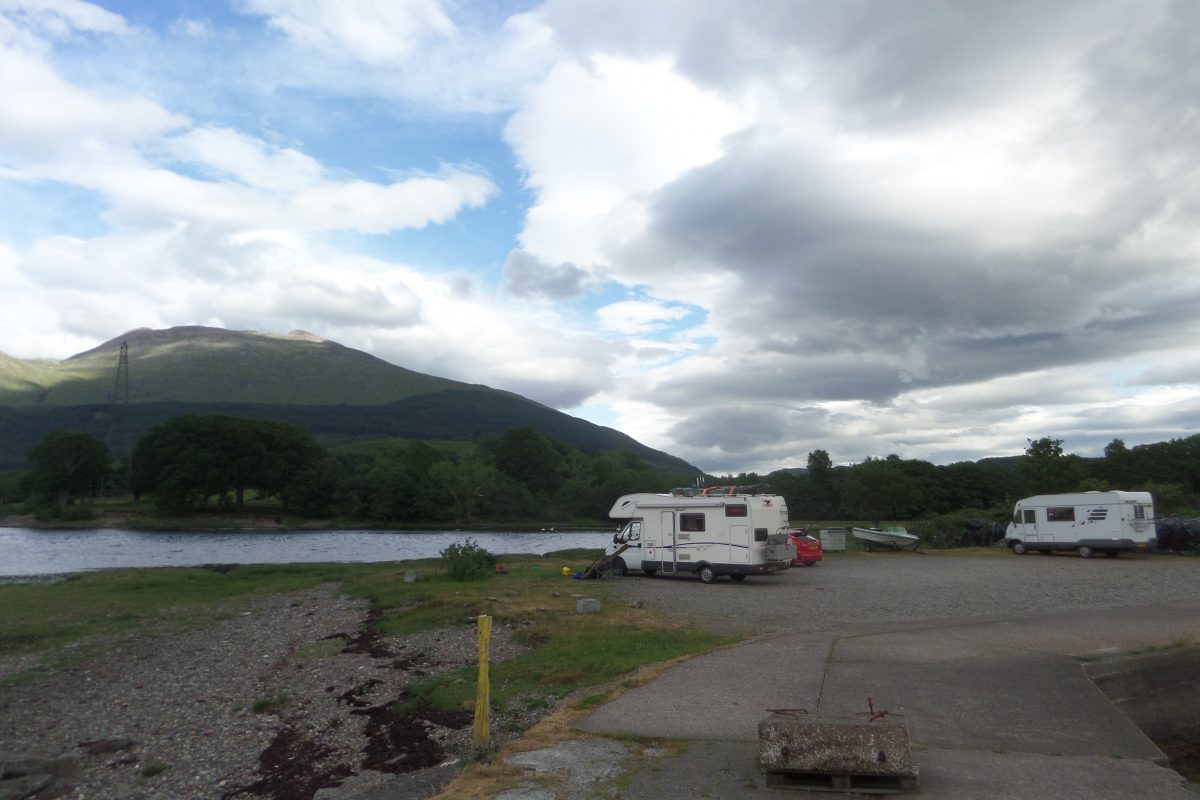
[6,418,1200,526]
[717,435,1200,525]
[7,416,685,524]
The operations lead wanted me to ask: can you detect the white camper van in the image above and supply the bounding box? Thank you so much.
[1004,491,1156,558]
[603,486,794,583]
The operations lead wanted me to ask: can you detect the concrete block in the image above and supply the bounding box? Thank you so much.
[576,598,601,614]
[758,713,916,777]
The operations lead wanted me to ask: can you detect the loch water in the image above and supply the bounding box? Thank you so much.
[0,527,614,578]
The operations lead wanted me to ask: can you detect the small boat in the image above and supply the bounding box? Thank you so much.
[852,526,921,552]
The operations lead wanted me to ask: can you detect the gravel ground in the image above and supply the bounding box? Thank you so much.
[0,584,535,800]
[609,551,1200,636]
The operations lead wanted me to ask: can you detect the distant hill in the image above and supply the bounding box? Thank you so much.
[0,326,697,473]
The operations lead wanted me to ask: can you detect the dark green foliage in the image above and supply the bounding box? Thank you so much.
[28,431,109,508]
[839,457,924,523]
[1018,437,1086,493]
[0,392,696,473]
[493,427,565,493]
[439,538,495,580]
[132,416,323,513]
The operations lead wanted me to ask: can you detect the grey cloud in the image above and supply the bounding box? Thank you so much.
[501,248,590,299]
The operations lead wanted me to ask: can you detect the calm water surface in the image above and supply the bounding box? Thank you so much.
[0,527,615,578]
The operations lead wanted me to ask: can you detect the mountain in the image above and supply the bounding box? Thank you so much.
[0,327,697,473]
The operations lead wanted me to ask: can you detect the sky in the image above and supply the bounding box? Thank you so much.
[2,0,1199,475]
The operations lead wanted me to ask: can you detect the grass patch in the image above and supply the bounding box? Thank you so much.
[251,692,290,714]
[398,616,731,714]
[0,563,368,659]
[140,760,167,778]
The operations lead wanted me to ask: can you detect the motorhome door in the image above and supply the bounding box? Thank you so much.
[661,510,677,574]
[1015,507,1039,542]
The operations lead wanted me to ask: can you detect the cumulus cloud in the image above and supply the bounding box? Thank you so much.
[501,249,590,299]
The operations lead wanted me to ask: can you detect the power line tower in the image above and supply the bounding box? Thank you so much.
[106,340,132,495]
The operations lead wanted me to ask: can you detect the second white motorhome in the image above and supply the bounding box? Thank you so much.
[603,486,794,583]
[1004,490,1156,558]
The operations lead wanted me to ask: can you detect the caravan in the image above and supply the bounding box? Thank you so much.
[1005,491,1156,558]
[602,486,794,583]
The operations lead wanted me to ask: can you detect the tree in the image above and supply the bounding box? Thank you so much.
[840,457,923,522]
[805,450,839,517]
[493,427,563,494]
[132,415,324,513]
[29,431,109,508]
[1018,437,1084,494]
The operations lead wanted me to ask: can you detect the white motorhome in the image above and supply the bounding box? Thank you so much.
[1004,491,1156,558]
[603,486,794,583]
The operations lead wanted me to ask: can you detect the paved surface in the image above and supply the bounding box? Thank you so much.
[573,600,1200,798]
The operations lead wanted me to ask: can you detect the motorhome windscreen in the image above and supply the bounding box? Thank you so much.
[1046,507,1076,522]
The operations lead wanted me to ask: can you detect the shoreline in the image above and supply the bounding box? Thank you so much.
[0,513,612,533]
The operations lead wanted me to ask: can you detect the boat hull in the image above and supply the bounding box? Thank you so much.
[852,527,921,551]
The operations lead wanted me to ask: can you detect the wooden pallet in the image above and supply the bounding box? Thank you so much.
[765,768,918,794]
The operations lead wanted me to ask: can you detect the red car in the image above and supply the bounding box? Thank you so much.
[789,529,823,566]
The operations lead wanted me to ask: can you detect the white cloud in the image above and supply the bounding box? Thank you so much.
[0,46,187,160]
[239,0,455,64]
[595,299,689,335]
[291,171,496,234]
[166,127,323,193]
[0,0,130,40]
[505,54,747,265]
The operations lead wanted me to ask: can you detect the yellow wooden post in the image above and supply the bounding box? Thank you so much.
[473,614,492,760]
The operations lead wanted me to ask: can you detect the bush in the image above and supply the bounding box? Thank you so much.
[440,537,495,581]
[917,509,1008,549]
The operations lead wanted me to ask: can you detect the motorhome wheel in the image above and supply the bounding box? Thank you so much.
[611,557,627,576]
[1077,545,1094,558]
[698,565,717,584]
[1011,542,1027,555]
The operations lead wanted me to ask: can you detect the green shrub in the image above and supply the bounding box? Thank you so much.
[440,538,495,581]
[251,692,289,714]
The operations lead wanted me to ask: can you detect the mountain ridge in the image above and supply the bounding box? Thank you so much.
[0,326,697,473]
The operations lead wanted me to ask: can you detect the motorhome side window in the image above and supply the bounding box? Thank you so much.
[680,513,706,532]
[725,504,747,517]
[1046,507,1075,522]
[1135,506,1148,520]
[1022,510,1035,524]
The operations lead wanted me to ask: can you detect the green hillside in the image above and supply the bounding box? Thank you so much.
[0,327,472,407]
[0,327,697,474]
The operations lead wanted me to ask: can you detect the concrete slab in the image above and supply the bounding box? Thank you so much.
[818,649,1164,759]
[910,749,1194,800]
[881,602,1200,659]
[573,602,1200,799]
[579,634,834,741]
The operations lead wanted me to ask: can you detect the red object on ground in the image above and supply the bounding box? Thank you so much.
[495,563,507,574]
[788,529,823,566]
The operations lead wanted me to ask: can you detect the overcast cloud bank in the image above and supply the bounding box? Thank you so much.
[1,0,1198,474]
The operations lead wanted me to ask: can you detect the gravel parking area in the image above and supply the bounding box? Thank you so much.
[610,552,1200,636]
